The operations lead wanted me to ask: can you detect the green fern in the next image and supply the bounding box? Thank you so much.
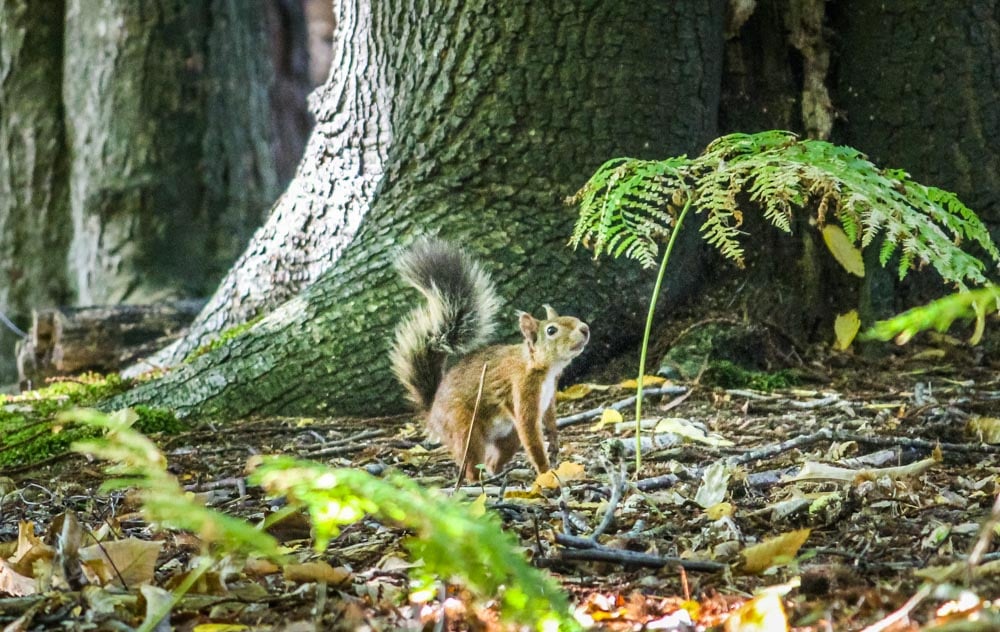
[570,130,1000,474]
[569,130,1000,288]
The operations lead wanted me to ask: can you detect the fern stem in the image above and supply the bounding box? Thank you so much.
[634,195,692,474]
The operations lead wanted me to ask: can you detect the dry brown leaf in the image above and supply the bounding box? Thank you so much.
[739,529,811,574]
[0,558,36,596]
[79,538,163,588]
[283,561,352,586]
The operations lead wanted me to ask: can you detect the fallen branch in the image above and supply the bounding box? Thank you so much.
[555,533,725,572]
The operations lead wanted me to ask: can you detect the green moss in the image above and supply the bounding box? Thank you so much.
[701,360,798,391]
[133,405,186,434]
[184,315,264,363]
[0,374,185,468]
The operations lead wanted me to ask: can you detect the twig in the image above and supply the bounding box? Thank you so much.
[590,443,628,540]
[725,428,834,467]
[455,362,488,492]
[859,582,933,632]
[555,533,726,572]
[557,385,688,428]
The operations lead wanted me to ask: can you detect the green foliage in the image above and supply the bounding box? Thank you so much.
[68,410,576,630]
[702,360,798,391]
[70,409,280,558]
[0,374,179,468]
[252,458,578,631]
[184,315,264,363]
[863,285,1000,344]
[570,130,1000,288]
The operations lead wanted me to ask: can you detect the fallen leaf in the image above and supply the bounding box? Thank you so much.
[652,417,734,447]
[822,224,865,277]
[618,375,667,389]
[694,460,731,509]
[283,561,352,586]
[80,538,164,588]
[724,590,790,631]
[705,502,734,520]
[968,417,1000,443]
[557,383,593,401]
[0,558,36,596]
[592,408,624,431]
[740,529,811,574]
[533,461,586,490]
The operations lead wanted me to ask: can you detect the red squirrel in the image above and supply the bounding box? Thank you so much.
[390,238,590,481]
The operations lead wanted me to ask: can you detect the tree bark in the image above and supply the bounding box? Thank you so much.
[62,0,280,306]
[116,0,726,418]
[0,0,72,381]
[832,1,1000,228]
[0,0,311,385]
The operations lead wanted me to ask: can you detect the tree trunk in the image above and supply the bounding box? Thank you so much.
[832,1,999,228]
[0,0,72,381]
[116,0,726,418]
[0,0,312,385]
[62,0,280,306]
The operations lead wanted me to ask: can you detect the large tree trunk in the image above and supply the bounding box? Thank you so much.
[0,0,72,382]
[116,0,726,417]
[62,0,280,306]
[0,0,313,385]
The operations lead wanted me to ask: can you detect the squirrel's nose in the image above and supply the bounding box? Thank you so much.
[579,324,590,339]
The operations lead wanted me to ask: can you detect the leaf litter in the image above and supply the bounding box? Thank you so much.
[1,348,1000,630]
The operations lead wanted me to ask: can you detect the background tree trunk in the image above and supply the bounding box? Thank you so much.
[0,0,313,385]
[116,0,726,417]
[0,0,72,383]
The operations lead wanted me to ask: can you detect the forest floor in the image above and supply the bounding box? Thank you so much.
[2,337,1000,631]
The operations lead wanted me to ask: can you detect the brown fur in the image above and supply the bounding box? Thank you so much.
[426,309,589,481]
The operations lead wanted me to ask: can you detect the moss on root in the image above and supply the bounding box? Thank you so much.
[0,373,186,468]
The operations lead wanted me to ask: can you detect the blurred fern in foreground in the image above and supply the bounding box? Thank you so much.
[72,410,577,631]
[864,285,1000,344]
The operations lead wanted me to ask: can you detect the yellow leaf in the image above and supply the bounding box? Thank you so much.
[592,408,624,431]
[833,310,860,351]
[705,502,734,520]
[724,591,789,632]
[557,383,593,401]
[619,375,667,389]
[822,224,865,277]
[740,529,811,574]
[532,461,586,491]
[468,493,487,518]
[193,625,250,632]
[503,489,543,500]
[968,417,1000,444]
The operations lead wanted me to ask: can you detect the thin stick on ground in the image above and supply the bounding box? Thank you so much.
[455,362,488,492]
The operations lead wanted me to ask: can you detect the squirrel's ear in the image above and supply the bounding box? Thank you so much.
[543,304,559,320]
[518,311,539,347]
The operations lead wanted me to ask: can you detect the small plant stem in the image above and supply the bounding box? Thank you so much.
[634,196,692,474]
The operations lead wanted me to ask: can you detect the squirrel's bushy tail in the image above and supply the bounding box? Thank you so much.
[390,238,500,410]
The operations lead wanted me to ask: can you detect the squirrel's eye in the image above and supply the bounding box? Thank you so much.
[545,325,558,336]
